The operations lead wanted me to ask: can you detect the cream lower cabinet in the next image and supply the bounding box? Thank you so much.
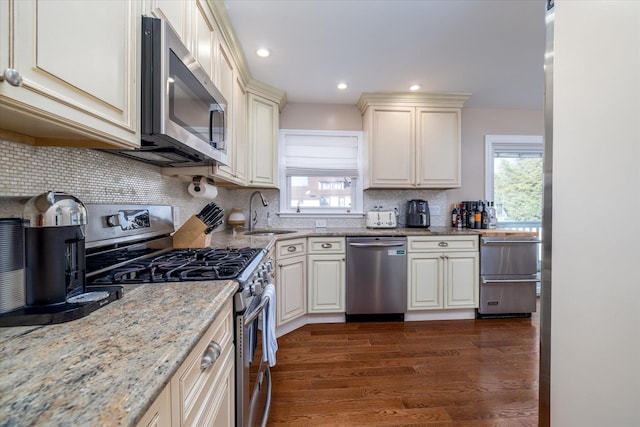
[407,236,479,310]
[357,93,469,189]
[307,237,346,313]
[137,301,234,427]
[275,238,307,326]
[0,0,139,148]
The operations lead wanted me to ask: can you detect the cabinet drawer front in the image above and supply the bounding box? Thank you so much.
[408,235,478,252]
[307,237,345,254]
[276,238,307,258]
[173,301,233,425]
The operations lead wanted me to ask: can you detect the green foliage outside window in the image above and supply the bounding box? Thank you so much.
[494,158,542,222]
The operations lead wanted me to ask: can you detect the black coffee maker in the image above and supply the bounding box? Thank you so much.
[406,199,430,228]
[23,191,88,306]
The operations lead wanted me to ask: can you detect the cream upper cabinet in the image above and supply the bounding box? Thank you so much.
[213,71,247,185]
[247,85,282,188]
[192,0,216,80]
[0,0,139,148]
[358,93,469,189]
[143,0,190,44]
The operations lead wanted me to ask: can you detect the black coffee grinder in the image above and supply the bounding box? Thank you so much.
[23,191,88,305]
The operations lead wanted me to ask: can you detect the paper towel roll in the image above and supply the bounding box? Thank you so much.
[188,180,218,199]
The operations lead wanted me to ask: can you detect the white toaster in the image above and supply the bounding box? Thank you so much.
[366,211,397,228]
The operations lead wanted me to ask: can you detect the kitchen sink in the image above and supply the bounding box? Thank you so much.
[243,229,297,236]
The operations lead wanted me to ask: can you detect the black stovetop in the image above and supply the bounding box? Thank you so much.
[90,247,262,285]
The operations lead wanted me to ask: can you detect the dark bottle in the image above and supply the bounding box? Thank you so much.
[474,201,481,229]
[468,202,476,229]
[451,204,458,227]
[461,203,468,228]
[481,201,489,229]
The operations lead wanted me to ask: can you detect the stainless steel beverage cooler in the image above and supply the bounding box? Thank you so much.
[478,236,541,318]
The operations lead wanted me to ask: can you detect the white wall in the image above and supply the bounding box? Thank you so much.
[449,107,544,203]
[551,2,640,425]
[280,103,362,131]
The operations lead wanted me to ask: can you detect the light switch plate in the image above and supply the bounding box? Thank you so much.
[315,219,327,228]
[430,205,441,216]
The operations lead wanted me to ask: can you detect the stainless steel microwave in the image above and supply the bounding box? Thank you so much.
[110,16,228,167]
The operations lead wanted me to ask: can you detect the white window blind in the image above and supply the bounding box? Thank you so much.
[283,134,359,176]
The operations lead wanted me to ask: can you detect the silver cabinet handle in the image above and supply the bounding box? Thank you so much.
[438,241,448,247]
[321,243,333,248]
[287,246,297,252]
[200,341,222,370]
[0,68,23,87]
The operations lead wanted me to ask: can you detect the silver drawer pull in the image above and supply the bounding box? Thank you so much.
[438,241,448,247]
[321,243,333,248]
[200,341,222,370]
[287,246,297,252]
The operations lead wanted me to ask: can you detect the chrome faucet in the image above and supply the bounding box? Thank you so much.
[248,191,268,232]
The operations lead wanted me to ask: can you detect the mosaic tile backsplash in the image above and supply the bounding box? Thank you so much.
[1,139,448,229]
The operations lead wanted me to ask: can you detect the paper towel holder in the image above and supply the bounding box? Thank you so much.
[191,176,215,192]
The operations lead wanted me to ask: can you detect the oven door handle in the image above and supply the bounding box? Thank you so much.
[481,277,540,284]
[481,239,541,245]
[245,293,271,324]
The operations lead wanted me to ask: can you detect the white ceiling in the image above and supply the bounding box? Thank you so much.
[223,0,546,109]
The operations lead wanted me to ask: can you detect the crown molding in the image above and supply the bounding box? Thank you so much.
[356,92,471,113]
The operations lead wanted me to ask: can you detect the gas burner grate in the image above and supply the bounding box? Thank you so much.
[90,247,262,285]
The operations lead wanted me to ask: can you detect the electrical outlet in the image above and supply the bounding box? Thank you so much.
[430,205,441,216]
[172,207,181,226]
[315,219,327,228]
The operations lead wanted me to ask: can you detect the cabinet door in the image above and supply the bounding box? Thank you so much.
[193,0,216,80]
[368,107,415,187]
[308,255,345,313]
[276,255,306,325]
[136,384,171,427]
[408,253,443,310]
[416,108,461,188]
[445,252,479,308]
[144,0,189,43]
[214,71,247,184]
[248,93,278,187]
[1,0,139,148]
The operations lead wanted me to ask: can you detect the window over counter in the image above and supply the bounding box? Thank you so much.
[484,134,543,232]
[279,130,364,216]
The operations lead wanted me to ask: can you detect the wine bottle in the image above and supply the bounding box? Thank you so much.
[461,203,468,228]
[451,204,458,227]
[468,202,475,229]
[474,201,481,229]
[489,201,497,229]
[481,201,488,229]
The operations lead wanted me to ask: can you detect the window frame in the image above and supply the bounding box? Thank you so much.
[278,129,364,217]
[484,134,544,203]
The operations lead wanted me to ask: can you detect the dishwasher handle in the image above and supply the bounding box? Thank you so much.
[348,242,405,248]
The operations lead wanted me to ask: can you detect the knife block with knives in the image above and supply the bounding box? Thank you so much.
[173,203,225,248]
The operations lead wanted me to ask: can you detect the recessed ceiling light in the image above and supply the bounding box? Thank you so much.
[256,48,270,58]
[337,83,348,90]
[409,84,421,91]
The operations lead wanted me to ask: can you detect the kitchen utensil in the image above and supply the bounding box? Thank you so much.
[406,199,430,228]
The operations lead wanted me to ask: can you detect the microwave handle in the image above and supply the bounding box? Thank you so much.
[209,105,225,148]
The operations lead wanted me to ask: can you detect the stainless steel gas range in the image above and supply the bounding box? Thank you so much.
[85,204,273,427]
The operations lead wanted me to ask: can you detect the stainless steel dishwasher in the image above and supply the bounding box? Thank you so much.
[346,236,407,321]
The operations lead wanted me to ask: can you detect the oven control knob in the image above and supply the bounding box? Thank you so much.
[265,260,273,273]
[250,279,263,296]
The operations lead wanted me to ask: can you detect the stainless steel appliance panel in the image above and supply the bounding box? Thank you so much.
[479,275,538,314]
[480,237,540,275]
[478,236,540,317]
[346,237,407,315]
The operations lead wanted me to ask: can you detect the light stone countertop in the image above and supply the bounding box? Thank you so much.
[0,225,535,426]
[0,280,237,427]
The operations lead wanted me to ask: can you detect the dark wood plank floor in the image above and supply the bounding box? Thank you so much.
[268,310,539,426]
